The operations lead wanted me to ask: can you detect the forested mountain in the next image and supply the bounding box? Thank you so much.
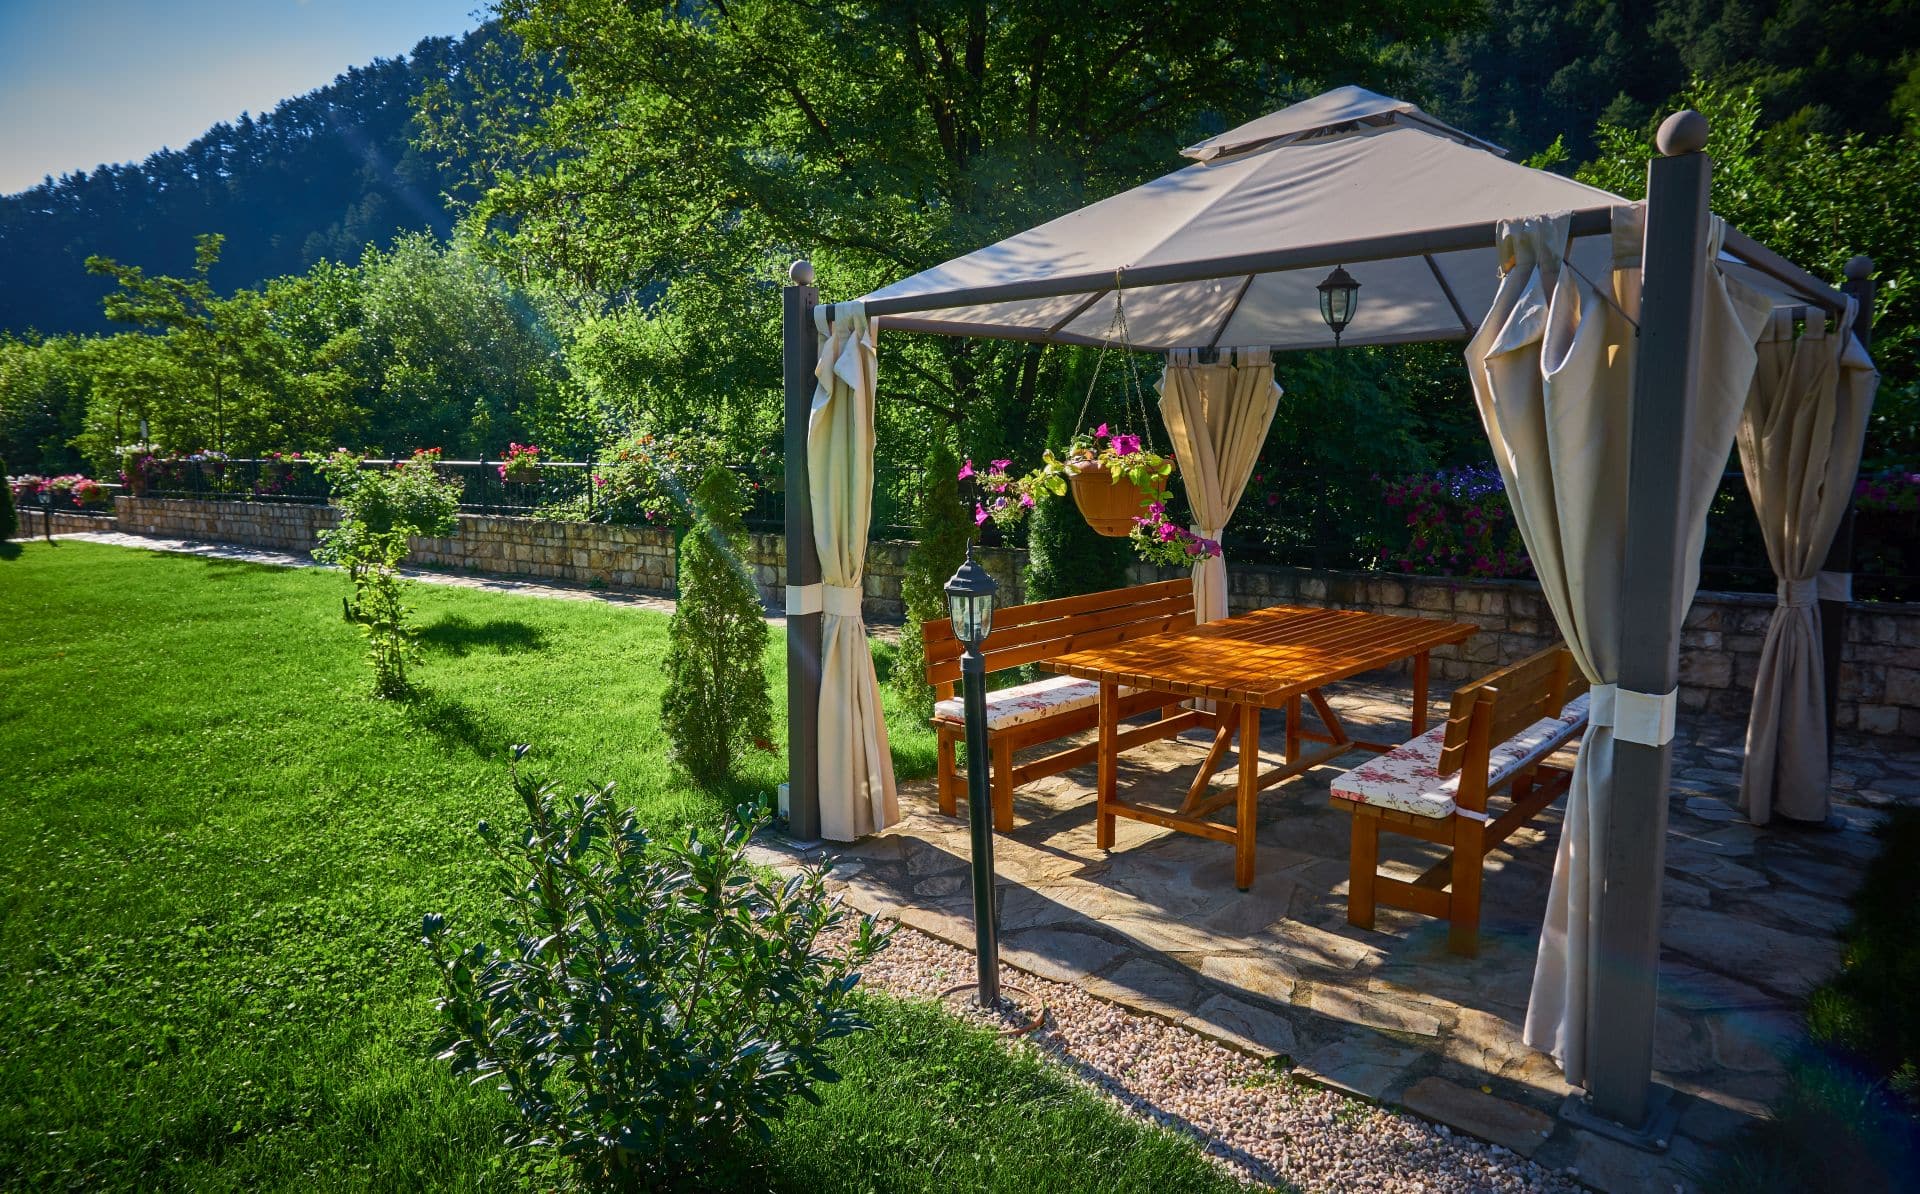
[0,25,542,337]
[1415,0,1920,160]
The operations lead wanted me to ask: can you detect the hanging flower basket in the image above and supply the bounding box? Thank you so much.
[1070,454,1174,537]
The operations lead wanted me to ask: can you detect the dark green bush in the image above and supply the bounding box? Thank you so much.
[661,464,772,786]
[889,441,972,721]
[0,459,17,540]
[422,748,888,1189]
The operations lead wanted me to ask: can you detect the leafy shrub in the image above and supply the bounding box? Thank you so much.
[0,460,15,539]
[662,465,773,786]
[421,748,888,1189]
[590,428,728,529]
[890,441,972,722]
[314,448,461,696]
[1375,464,1531,579]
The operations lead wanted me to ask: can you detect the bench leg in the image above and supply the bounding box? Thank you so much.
[936,725,960,818]
[1448,814,1486,957]
[990,736,1015,833]
[1235,702,1260,891]
[1348,813,1379,930]
[1097,681,1118,850]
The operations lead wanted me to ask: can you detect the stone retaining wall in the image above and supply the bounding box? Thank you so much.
[8,509,116,538]
[103,497,1920,739]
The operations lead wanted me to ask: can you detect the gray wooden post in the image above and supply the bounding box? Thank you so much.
[784,260,823,842]
[1586,110,1713,1134]
[1818,256,1875,761]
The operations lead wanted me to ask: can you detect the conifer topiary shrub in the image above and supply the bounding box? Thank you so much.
[0,460,17,541]
[890,442,972,721]
[662,464,772,787]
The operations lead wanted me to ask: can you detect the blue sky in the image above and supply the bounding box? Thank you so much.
[0,0,483,194]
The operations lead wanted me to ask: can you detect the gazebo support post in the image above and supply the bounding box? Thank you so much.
[783,260,823,843]
[1818,257,1875,764]
[1583,111,1714,1141]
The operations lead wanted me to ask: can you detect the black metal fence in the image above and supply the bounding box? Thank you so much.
[107,455,1918,601]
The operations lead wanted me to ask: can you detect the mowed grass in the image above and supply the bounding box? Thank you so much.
[0,541,1247,1192]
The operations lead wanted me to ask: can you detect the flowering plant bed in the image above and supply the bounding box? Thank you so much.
[1376,464,1531,579]
[497,442,543,483]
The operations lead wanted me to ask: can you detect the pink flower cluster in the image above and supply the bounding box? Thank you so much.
[498,442,542,480]
[1129,500,1220,566]
[960,457,1035,528]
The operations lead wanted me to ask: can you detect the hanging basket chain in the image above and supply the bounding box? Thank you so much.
[1070,270,1159,453]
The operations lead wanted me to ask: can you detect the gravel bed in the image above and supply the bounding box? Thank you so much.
[831,917,1583,1194]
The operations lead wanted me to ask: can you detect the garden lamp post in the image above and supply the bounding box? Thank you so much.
[944,544,1001,1007]
[1316,265,1360,346]
[37,489,53,542]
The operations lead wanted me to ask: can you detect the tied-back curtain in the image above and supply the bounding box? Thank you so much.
[1737,302,1878,824]
[1464,206,1769,1087]
[1156,348,1283,623]
[809,302,897,841]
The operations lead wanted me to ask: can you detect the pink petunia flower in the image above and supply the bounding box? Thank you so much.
[957,459,975,481]
[974,503,989,526]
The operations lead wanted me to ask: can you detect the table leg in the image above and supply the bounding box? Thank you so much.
[1179,718,1237,813]
[1097,680,1118,850]
[1284,694,1301,761]
[1235,702,1260,891]
[1412,651,1432,737]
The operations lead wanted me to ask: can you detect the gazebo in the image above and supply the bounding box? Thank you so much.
[774,87,1878,1140]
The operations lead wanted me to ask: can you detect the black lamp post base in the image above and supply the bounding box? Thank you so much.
[939,982,1046,1037]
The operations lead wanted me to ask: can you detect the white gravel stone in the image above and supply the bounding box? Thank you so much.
[831,918,1581,1193]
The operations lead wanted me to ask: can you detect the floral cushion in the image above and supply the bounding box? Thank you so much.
[1330,693,1591,819]
[933,674,1126,733]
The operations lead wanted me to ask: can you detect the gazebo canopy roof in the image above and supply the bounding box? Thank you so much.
[858,87,1841,352]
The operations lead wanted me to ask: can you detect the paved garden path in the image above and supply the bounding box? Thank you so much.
[769,677,1920,1193]
[53,530,691,615]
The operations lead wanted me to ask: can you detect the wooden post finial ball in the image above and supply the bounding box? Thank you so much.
[789,259,815,286]
[1655,110,1710,156]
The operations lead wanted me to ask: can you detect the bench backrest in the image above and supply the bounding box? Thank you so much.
[921,577,1194,700]
[1438,645,1587,782]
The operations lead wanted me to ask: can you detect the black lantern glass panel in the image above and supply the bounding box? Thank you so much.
[943,545,999,648]
[1317,265,1360,345]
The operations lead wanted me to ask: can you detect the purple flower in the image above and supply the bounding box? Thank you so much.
[957,459,975,481]
[1019,492,1034,508]
[1093,423,1110,440]
[1112,433,1143,457]
[991,458,1011,472]
[974,502,989,526]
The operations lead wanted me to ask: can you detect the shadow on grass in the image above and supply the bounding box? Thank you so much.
[0,541,21,560]
[419,614,548,657]
[404,690,509,758]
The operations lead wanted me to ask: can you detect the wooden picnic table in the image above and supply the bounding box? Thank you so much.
[1044,604,1477,890]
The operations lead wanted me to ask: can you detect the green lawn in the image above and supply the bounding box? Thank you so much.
[0,540,1245,1192]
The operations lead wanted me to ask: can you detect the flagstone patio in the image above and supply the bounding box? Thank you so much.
[818,672,1920,1192]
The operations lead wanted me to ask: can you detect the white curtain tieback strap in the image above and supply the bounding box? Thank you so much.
[1193,525,1224,541]
[1776,576,1819,607]
[1817,570,1852,602]
[1588,683,1678,747]
[786,583,864,617]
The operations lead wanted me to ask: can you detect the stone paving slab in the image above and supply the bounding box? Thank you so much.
[814,672,1919,1193]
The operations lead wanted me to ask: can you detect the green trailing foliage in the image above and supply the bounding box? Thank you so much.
[661,465,774,787]
[313,449,461,697]
[890,442,973,722]
[421,749,889,1189]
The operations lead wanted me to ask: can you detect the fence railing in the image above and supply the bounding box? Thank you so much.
[96,456,1920,602]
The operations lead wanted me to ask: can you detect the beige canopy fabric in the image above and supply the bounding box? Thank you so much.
[809,302,898,841]
[1736,303,1879,824]
[1467,207,1770,1086]
[1157,349,1283,622]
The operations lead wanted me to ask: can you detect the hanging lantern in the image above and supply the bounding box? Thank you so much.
[1317,265,1360,346]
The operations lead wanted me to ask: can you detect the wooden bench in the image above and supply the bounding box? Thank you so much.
[1329,645,1590,956]
[923,578,1211,831]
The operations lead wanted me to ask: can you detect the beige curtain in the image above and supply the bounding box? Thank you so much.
[1737,304,1878,823]
[809,302,897,841]
[1156,348,1284,622]
[1465,206,1770,1087]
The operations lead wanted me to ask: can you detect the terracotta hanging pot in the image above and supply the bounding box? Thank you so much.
[1069,457,1174,537]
